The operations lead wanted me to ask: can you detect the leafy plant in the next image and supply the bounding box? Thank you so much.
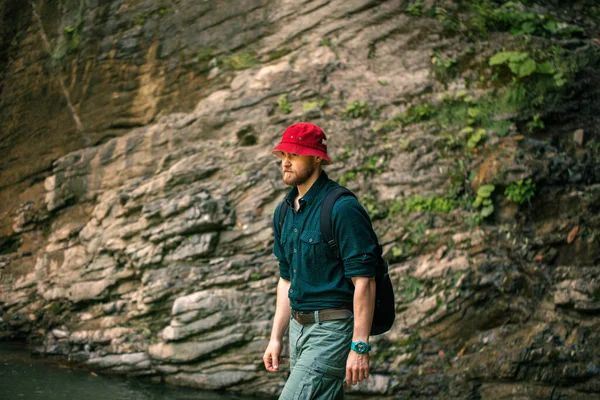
[431,52,457,83]
[345,101,370,119]
[405,1,423,17]
[361,193,382,219]
[339,171,357,185]
[278,94,292,114]
[504,178,536,205]
[527,113,544,132]
[389,196,457,216]
[472,184,495,219]
[467,128,486,149]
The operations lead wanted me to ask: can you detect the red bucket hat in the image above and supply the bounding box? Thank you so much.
[272,123,333,165]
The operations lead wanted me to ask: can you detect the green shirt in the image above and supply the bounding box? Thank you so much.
[273,171,377,311]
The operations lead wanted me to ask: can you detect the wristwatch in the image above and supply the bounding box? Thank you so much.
[351,341,372,354]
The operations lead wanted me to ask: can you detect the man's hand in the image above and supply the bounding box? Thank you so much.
[346,350,369,386]
[263,339,283,372]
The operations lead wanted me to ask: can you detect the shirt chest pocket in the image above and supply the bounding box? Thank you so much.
[299,231,328,267]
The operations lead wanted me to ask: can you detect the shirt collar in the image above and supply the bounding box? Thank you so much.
[284,171,329,208]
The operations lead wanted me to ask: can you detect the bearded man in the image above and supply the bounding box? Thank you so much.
[263,123,378,399]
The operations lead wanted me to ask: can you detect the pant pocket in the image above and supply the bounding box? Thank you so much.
[292,358,345,400]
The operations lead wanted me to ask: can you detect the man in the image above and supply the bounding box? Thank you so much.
[263,122,378,399]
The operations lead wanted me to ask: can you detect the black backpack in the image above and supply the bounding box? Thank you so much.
[278,186,395,336]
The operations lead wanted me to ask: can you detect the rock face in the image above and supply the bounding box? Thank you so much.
[1,0,600,398]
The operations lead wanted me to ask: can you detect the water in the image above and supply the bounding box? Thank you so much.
[0,343,254,400]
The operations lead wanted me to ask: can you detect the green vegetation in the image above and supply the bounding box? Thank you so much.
[345,101,370,119]
[339,156,382,186]
[465,128,486,150]
[398,277,426,303]
[368,41,377,59]
[405,1,424,17]
[63,23,82,50]
[218,52,258,70]
[431,1,584,41]
[504,178,536,205]
[361,193,382,219]
[250,273,261,281]
[268,47,292,61]
[302,101,319,113]
[335,147,353,163]
[389,196,457,216]
[339,171,356,186]
[394,221,430,258]
[431,52,457,83]
[133,13,147,26]
[277,94,292,114]
[319,38,332,47]
[196,47,215,62]
[472,184,495,222]
[374,103,436,133]
[527,113,544,132]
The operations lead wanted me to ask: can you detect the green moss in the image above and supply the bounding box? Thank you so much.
[398,333,421,347]
[63,24,81,50]
[302,101,319,113]
[398,277,425,303]
[389,196,457,216]
[219,52,258,71]
[158,7,173,16]
[267,47,292,61]
[319,38,332,47]
[196,47,215,62]
[133,13,147,26]
[373,120,401,134]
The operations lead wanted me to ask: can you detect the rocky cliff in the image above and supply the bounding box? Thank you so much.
[1,0,599,398]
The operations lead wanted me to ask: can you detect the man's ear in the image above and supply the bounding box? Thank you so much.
[315,156,322,164]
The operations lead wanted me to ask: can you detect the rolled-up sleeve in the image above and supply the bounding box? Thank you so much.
[273,204,291,280]
[331,196,378,278]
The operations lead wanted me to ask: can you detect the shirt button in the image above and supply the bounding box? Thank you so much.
[294,249,297,253]
[294,228,298,233]
[290,289,293,293]
[309,238,313,243]
[294,269,297,273]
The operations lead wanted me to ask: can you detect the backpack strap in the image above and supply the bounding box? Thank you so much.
[278,201,289,234]
[320,187,355,259]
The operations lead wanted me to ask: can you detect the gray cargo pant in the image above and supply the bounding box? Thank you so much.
[279,315,353,400]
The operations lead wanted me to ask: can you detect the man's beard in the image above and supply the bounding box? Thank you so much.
[282,163,315,187]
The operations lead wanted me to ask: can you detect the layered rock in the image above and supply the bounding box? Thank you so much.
[1,0,600,398]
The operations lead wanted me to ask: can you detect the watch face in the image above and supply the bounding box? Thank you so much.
[356,343,365,352]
